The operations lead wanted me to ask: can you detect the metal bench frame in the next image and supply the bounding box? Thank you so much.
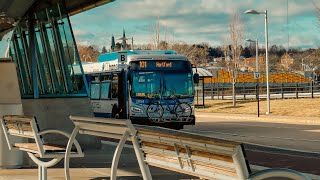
[0,115,83,180]
[65,115,311,180]
[65,116,152,180]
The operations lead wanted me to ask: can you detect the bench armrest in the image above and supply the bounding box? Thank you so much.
[248,168,311,180]
[38,129,83,156]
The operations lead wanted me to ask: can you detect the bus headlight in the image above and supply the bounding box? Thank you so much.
[131,107,143,113]
[184,107,191,113]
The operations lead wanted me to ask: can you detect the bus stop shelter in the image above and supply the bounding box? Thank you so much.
[193,68,213,107]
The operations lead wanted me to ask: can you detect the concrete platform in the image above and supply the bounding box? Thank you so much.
[0,144,195,180]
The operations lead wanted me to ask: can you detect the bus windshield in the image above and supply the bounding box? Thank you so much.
[131,72,161,99]
[162,72,194,99]
[130,71,194,99]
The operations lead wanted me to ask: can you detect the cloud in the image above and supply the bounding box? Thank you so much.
[69,0,319,49]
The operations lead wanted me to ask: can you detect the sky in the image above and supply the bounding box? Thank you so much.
[69,0,320,51]
[0,0,319,55]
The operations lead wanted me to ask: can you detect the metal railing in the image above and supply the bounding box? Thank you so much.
[203,82,320,100]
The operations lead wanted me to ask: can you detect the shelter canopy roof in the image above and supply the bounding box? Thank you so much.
[0,0,114,40]
[193,68,213,78]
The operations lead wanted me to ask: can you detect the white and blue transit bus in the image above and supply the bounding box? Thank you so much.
[78,50,198,129]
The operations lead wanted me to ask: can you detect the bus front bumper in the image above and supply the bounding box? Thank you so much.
[130,115,195,126]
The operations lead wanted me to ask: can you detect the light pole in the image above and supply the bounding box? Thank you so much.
[246,39,260,117]
[244,9,270,114]
[246,39,259,72]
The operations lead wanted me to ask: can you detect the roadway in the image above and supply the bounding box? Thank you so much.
[185,112,320,152]
[183,112,320,176]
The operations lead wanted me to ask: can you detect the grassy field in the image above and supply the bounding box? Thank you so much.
[196,98,320,117]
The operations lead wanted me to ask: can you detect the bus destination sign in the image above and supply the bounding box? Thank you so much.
[156,62,172,68]
[131,60,191,71]
[139,61,173,69]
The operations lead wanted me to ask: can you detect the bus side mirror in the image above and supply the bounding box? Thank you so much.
[193,73,199,84]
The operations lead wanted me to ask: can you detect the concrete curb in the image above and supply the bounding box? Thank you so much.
[195,112,320,125]
[251,165,320,180]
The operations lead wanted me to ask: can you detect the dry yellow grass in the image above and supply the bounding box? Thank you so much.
[196,98,320,117]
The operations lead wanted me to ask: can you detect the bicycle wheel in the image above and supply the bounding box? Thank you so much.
[175,103,192,118]
[147,103,164,121]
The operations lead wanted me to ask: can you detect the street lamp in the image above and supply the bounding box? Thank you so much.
[244,9,270,114]
[246,39,260,117]
[246,39,259,72]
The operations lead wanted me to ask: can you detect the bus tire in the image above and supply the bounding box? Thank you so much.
[170,123,184,130]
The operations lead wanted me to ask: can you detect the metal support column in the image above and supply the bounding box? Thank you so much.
[28,13,39,98]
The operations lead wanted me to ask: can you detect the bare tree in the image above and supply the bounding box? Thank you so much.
[171,42,208,65]
[77,44,100,62]
[229,12,244,106]
[150,16,161,50]
[314,1,320,28]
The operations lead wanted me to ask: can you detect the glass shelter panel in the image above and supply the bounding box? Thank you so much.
[9,2,88,98]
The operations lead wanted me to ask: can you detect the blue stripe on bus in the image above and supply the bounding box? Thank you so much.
[93,112,112,118]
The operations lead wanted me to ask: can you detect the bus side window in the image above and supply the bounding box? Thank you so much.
[90,83,101,100]
[112,73,118,98]
[101,82,111,99]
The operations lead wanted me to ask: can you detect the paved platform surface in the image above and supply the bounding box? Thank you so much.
[1,112,320,180]
[0,145,195,180]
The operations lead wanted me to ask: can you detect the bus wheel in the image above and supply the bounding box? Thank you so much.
[171,123,184,130]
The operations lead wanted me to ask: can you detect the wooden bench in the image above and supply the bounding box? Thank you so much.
[66,116,311,180]
[0,115,84,180]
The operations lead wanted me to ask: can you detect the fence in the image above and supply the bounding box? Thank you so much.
[203,81,320,100]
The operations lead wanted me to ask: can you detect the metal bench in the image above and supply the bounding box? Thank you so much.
[0,115,83,180]
[66,116,310,180]
[65,116,152,180]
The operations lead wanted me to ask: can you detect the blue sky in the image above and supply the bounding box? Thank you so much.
[0,0,319,55]
[69,0,320,51]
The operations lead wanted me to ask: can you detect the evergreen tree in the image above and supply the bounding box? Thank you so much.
[101,46,107,54]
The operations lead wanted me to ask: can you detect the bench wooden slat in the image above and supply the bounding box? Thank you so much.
[14,143,66,152]
[74,121,127,135]
[145,155,238,180]
[79,129,126,140]
[2,115,36,139]
[6,124,32,132]
[143,148,235,171]
[3,115,34,122]
[136,126,240,148]
[138,133,236,156]
[70,116,127,125]
[142,146,235,169]
[141,142,234,162]
[8,129,35,138]
[145,153,238,177]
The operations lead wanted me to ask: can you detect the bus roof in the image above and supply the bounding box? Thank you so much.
[128,54,188,61]
[97,50,177,62]
[73,50,189,75]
